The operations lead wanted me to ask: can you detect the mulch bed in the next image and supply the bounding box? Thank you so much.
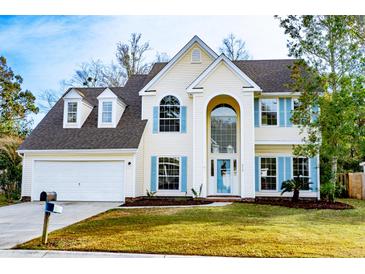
[121,198,213,207]
[239,199,354,210]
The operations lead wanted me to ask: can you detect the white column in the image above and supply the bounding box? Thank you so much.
[192,93,207,197]
[240,92,255,198]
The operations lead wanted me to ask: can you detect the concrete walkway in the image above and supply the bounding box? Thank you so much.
[0,249,203,258]
[0,202,119,249]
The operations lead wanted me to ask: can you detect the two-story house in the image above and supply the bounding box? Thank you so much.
[18,36,320,202]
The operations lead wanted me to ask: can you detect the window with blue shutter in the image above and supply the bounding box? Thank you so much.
[255,156,260,191]
[285,98,293,127]
[181,156,187,192]
[312,105,319,122]
[150,156,157,192]
[279,98,285,127]
[278,157,285,191]
[181,106,187,133]
[254,98,259,127]
[310,156,318,192]
[152,107,158,133]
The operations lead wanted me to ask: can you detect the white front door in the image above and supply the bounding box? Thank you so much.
[32,160,124,202]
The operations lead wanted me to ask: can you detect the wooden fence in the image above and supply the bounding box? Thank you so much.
[338,172,365,199]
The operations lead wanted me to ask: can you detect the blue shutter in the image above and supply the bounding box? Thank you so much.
[180,106,187,133]
[310,156,318,192]
[278,157,285,191]
[150,156,157,192]
[279,98,285,127]
[312,105,319,122]
[254,98,260,127]
[255,156,260,191]
[152,106,158,133]
[284,157,292,181]
[286,98,293,127]
[181,156,187,192]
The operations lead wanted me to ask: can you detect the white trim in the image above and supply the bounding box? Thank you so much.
[17,149,138,154]
[139,35,218,95]
[255,141,304,145]
[186,54,262,93]
[261,92,301,96]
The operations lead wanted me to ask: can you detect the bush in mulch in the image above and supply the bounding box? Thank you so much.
[121,197,213,207]
[238,198,354,210]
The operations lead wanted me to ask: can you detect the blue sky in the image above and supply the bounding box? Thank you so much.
[0,16,290,125]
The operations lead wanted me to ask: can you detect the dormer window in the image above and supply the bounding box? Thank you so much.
[67,102,78,123]
[63,89,93,129]
[102,101,113,123]
[97,88,126,128]
[191,48,201,63]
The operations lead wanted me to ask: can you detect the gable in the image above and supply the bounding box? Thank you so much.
[186,55,262,93]
[149,43,215,91]
[200,62,251,90]
[139,36,217,95]
[97,88,118,99]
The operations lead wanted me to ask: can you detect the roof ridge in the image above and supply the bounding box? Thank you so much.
[233,58,298,62]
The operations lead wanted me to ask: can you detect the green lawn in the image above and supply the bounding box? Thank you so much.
[17,199,365,257]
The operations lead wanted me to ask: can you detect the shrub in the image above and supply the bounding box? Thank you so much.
[281,175,312,203]
[0,137,22,201]
[191,184,203,199]
[146,189,157,198]
[320,182,336,202]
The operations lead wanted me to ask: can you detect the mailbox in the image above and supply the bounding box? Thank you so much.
[40,191,57,202]
[45,202,63,214]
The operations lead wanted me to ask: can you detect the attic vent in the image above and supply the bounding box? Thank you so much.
[191,48,201,63]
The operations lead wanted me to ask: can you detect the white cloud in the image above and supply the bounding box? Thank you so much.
[0,16,290,126]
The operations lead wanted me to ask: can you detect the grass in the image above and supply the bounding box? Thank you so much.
[17,199,365,257]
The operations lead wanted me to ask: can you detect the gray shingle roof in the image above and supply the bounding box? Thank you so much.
[19,75,148,151]
[20,59,297,151]
[232,59,297,93]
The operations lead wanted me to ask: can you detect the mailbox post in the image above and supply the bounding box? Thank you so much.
[40,191,62,244]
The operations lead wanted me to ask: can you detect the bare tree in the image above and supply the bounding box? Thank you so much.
[65,59,127,88]
[116,33,151,77]
[219,33,250,60]
[38,89,63,113]
[155,52,170,62]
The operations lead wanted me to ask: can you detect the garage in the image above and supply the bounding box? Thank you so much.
[32,160,124,202]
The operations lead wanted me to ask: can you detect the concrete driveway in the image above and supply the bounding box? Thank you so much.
[0,202,119,249]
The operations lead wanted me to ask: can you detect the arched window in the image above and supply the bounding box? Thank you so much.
[211,104,237,153]
[159,95,180,132]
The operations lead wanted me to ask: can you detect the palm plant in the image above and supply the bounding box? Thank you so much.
[281,175,312,203]
[0,137,23,201]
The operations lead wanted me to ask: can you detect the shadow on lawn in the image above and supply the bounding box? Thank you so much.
[65,200,363,234]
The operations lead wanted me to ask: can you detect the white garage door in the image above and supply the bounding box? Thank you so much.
[32,160,124,201]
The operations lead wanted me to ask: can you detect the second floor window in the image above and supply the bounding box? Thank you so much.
[261,99,278,126]
[159,95,180,132]
[67,102,77,123]
[102,101,113,123]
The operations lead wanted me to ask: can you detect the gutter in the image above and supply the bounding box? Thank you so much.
[16,148,138,154]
